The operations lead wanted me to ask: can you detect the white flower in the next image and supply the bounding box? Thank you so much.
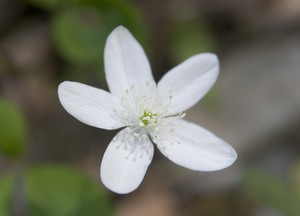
[58,26,237,194]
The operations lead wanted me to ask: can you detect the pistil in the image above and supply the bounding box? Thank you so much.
[139,110,158,127]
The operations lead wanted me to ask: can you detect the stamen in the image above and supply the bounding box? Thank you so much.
[115,80,186,156]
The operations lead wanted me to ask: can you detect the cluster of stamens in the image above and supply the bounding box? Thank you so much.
[118,81,168,127]
[114,80,188,160]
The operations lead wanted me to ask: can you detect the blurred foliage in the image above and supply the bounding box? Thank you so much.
[170,20,217,63]
[292,160,300,195]
[0,174,12,216]
[52,8,108,66]
[0,165,115,216]
[244,168,300,216]
[27,0,145,82]
[76,0,145,39]
[0,99,26,159]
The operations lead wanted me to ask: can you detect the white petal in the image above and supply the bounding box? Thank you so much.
[152,119,237,171]
[58,81,124,130]
[104,26,154,97]
[157,53,219,115]
[100,128,154,194]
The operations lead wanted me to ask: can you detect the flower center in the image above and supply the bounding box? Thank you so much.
[118,81,173,128]
[139,110,157,127]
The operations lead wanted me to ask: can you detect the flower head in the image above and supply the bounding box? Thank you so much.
[58,26,237,194]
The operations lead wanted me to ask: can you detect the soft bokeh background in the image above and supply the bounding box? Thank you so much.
[1,0,300,215]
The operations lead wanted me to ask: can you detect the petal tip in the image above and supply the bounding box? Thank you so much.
[57,81,67,98]
[217,144,238,171]
[57,81,74,100]
[114,25,127,31]
[197,53,219,66]
[110,25,130,37]
[58,81,73,93]
[100,167,139,195]
[229,146,238,164]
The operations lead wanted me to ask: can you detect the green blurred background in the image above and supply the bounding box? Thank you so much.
[1,0,300,215]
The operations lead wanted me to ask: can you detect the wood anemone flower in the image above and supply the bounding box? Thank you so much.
[58,26,237,194]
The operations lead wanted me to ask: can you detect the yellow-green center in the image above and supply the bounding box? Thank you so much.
[139,110,157,127]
